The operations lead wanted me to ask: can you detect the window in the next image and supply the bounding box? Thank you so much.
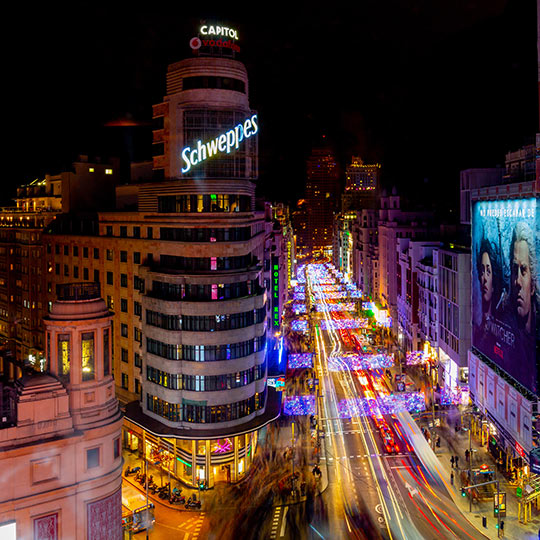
[120,251,127,263]
[134,352,142,368]
[83,247,89,258]
[64,245,69,256]
[134,301,142,317]
[106,226,113,236]
[87,447,100,469]
[93,248,99,259]
[121,348,128,363]
[94,269,100,283]
[81,332,95,381]
[147,227,153,239]
[83,267,89,280]
[73,246,79,257]
[120,226,127,238]
[73,266,79,278]
[133,226,141,238]
[55,244,60,255]
[106,168,113,175]
[121,373,129,389]
[106,249,113,261]
[113,437,120,459]
[57,334,70,378]
[120,274,128,287]
[120,298,128,312]
[107,272,113,285]
[121,323,128,338]
[103,328,110,376]
[133,252,141,264]
[64,264,69,277]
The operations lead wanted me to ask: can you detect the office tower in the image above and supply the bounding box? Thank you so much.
[304,146,340,258]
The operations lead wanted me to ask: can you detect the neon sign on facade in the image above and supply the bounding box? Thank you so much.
[181,114,258,174]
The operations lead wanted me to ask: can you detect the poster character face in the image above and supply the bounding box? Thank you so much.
[480,251,493,308]
[512,239,533,330]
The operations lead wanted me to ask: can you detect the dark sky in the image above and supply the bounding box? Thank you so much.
[5,1,538,213]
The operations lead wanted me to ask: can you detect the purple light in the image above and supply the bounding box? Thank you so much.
[290,320,308,332]
[283,395,316,416]
[288,353,314,369]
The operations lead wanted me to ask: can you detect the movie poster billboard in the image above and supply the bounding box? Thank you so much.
[471,198,539,394]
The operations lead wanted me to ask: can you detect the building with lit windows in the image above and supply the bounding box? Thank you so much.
[341,156,380,213]
[303,146,340,258]
[42,38,281,488]
[0,156,119,371]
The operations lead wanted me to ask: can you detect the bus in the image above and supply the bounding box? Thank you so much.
[122,483,155,534]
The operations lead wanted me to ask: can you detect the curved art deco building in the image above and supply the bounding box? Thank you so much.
[124,53,280,487]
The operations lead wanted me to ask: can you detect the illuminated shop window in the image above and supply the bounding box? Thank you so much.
[81,332,95,381]
[57,334,70,378]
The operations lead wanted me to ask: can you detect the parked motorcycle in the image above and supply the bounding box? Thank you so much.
[124,465,140,476]
[185,496,201,510]
[169,493,186,504]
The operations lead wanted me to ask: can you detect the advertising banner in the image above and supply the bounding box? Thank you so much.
[471,198,539,393]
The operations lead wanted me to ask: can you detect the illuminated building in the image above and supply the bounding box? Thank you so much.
[0,156,119,372]
[468,176,539,474]
[435,245,471,391]
[396,238,440,353]
[303,146,340,258]
[43,36,280,488]
[352,209,379,298]
[0,283,123,538]
[341,156,380,213]
[377,189,434,328]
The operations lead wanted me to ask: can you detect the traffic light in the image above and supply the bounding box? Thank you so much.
[461,488,466,497]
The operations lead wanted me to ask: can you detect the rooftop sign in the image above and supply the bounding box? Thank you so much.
[181,114,258,174]
[200,25,238,40]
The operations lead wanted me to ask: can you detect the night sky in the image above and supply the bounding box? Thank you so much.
[6,1,538,214]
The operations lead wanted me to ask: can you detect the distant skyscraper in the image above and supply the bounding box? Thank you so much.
[304,146,340,257]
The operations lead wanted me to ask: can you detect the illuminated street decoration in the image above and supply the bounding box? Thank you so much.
[328,353,394,372]
[406,351,428,365]
[441,386,469,406]
[314,302,356,312]
[320,319,368,330]
[288,353,314,369]
[293,303,306,314]
[338,392,426,418]
[181,114,259,173]
[283,395,316,416]
[293,292,305,300]
[290,320,308,332]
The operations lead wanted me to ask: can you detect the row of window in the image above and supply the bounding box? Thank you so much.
[159,226,251,243]
[157,194,251,214]
[146,332,266,362]
[146,388,266,423]
[146,360,266,391]
[150,280,261,302]
[159,254,254,272]
[145,306,266,332]
[183,75,246,94]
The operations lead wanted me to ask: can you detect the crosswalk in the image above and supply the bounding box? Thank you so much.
[269,505,288,539]
[178,512,205,539]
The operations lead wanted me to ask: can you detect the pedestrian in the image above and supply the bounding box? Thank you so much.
[500,520,504,534]
[451,456,455,468]
[455,455,459,468]
[465,449,470,462]
[450,471,454,485]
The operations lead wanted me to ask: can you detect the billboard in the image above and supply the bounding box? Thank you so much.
[471,198,539,393]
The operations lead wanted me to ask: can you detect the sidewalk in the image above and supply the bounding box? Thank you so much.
[400,366,540,540]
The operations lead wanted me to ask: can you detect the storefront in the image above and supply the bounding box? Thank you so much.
[122,419,258,489]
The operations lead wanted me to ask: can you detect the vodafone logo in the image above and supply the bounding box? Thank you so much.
[190,37,202,50]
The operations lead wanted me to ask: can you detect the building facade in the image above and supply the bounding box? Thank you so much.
[0,283,123,539]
